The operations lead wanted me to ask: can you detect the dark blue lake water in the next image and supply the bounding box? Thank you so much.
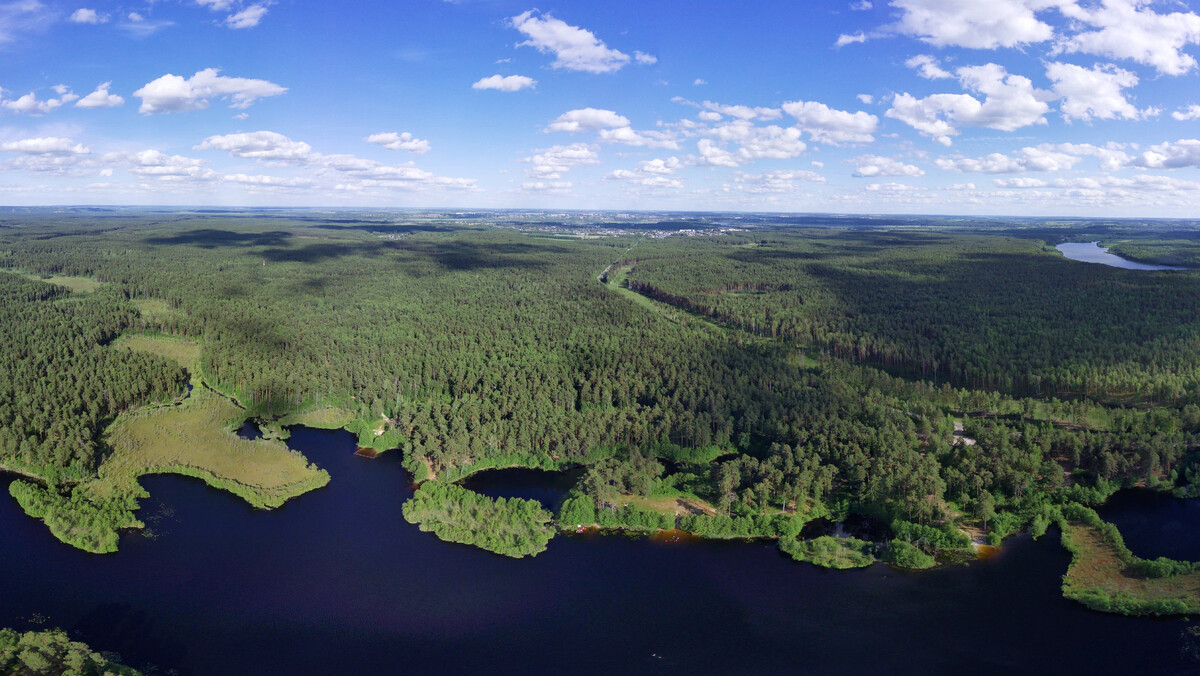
[2,428,1197,674]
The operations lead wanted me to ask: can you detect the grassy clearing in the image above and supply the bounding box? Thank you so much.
[132,297,184,323]
[112,334,202,370]
[1061,520,1200,615]
[613,493,718,517]
[16,272,104,293]
[94,387,328,509]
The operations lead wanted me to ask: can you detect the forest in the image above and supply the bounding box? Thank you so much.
[3,210,1200,614]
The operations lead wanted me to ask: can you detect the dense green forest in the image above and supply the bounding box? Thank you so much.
[3,211,1200,613]
[0,627,140,675]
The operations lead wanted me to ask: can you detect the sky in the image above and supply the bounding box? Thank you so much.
[2,0,1200,216]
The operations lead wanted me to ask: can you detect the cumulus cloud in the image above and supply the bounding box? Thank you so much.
[836,32,867,47]
[472,74,537,91]
[68,8,106,24]
[934,145,1084,172]
[1045,61,1147,122]
[195,131,313,161]
[510,10,630,73]
[1128,139,1200,169]
[852,154,925,177]
[2,87,78,114]
[546,108,677,149]
[729,170,826,193]
[886,63,1050,145]
[1173,105,1200,121]
[226,4,267,29]
[118,149,215,180]
[546,108,631,132]
[701,100,782,121]
[366,131,430,154]
[1053,0,1200,76]
[857,94,874,105]
[75,82,124,108]
[524,143,599,179]
[134,68,286,113]
[606,169,682,189]
[634,51,657,65]
[1,137,90,154]
[694,138,740,167]
[851,1,873,10]
[522,181,572,193]
[890,0,1056,49]
[223,173,314,188]
[906,54,953,79]
[708,123,807,161]
[782,100,879,144]
[693,78,707,86]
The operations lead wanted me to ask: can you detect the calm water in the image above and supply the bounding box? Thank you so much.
[1056,241,1186,271]
[2,428,1197,674]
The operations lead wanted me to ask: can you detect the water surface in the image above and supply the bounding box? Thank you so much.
[1056,241,1186,270]
[1,429,1196,674]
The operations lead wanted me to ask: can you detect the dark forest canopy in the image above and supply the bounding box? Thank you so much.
[3,211,1200,588]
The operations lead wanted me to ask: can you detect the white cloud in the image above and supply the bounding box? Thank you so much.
[226,4,267,29]
[68,8,106,24]
[857,94,874,105]
[729,170,826,193]
[2,88,78,114]
[223,173,315,188]
[637,157,681,174]
[852,1,873,10]
[1045,61,1146,121]
[1054,0,1200,76]
[634,50,657,65]
[606,169,683,189]
[934,145,1082,172]
[701,101,782,121]
[1,137,90,155]
[546,108,631,132]
[1173,105,1200,121]
[852,154,925,177]
[865,181,919,192]
[472,74,537,91]
[366,131,430,154]
[836,32,867,47]
[510,10,630,73]
[522,181,572,193]
[906,54,953,79]
[195,131,313,161]
[885,63,1050,145]
[693,78,707,86]
[119,149,215,181]
[994,177,1049,187]
[782,99,879,144]
[890,0,1056,49]
[698,110,723,121]
[694,138,740,167]
[1128,139,1200,169]
[546,108,678,149]
[134,68,286,113]
[195,0,235,10]
[75,82,124,108]
[524,143,599,179]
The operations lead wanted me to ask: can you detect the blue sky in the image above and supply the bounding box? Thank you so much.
[2,0,1200,215]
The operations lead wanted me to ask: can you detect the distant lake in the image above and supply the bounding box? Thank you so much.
[1,428,1198,674]
[1056,241,1186,271]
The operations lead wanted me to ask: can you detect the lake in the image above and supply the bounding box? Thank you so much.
[2,428,1197,674]
[1056,241,1186,271]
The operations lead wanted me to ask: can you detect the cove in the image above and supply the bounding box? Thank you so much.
[1,428,1197,675]
[1056,241,1186,271]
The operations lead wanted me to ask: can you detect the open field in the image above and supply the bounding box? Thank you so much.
[1061,519,1200,615]
[113,334,202,370]
[92,387,328,509]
